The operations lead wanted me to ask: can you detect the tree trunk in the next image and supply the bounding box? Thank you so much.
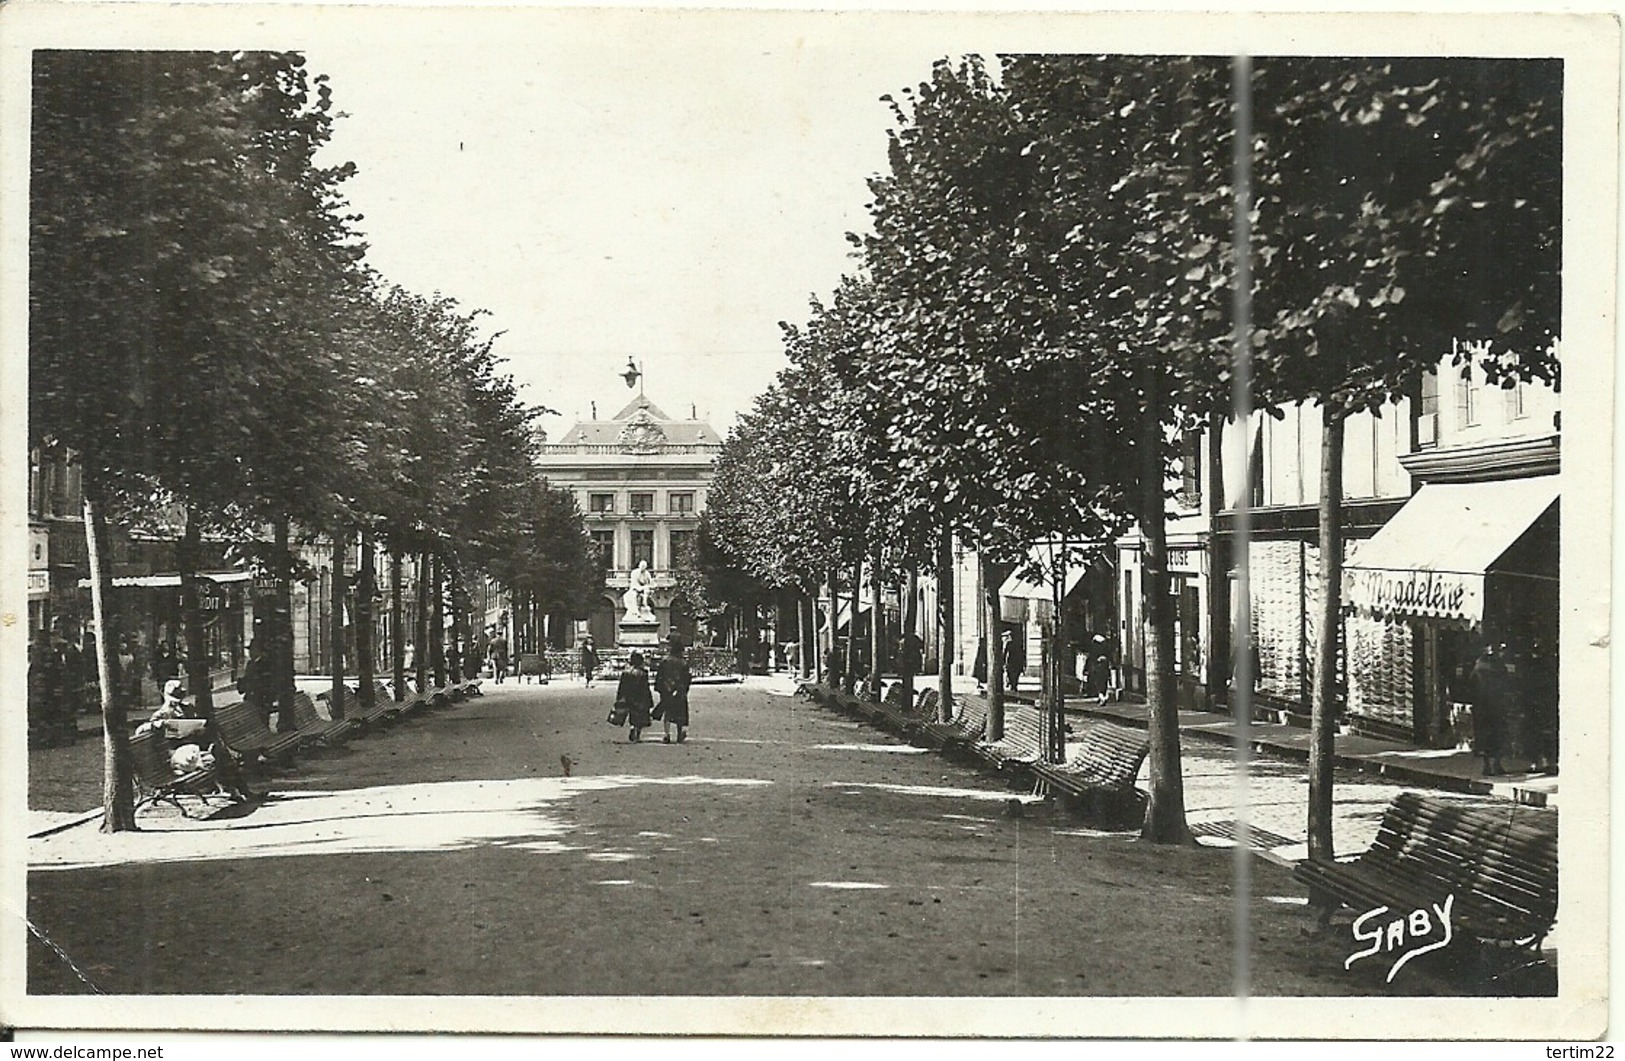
[271,518,296,733]
[430,550,446,688]
[447,558,463,682]
[937,528,954,722]
[869,545,883,700]
[357,529,375,710]
[981,552,1004,742]
[824,569,838,685]
[1048,550,1066,764]
[415,550,431,693]
[177,506,212,719]
[845,562,861,696]
[329,532,347,720]
[85,489,137,832]
[900,566,918,715]
[797,588,809,680]
[390,549,405,701]
[1308,408,1346,862]
[1139,381,1194,845]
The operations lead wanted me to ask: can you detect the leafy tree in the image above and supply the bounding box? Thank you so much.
[30,50,363,830]
[1245,58,1561,860]
[857,57,1150,775]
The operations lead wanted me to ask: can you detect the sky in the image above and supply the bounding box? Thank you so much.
[301,11,972,439]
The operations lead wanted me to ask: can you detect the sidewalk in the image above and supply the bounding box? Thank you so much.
[1055,693,1559,808]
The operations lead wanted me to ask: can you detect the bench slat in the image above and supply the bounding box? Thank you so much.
[1295,792,1557,946]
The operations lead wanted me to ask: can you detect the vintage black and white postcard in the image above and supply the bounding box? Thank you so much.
[0,1,1616,1044]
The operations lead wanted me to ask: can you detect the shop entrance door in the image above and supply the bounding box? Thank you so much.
[1171,577,1203,711]
[1416,624,1474,748]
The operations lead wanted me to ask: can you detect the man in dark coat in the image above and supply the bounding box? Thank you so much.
[656,634,694,744]
[1469,642,1512,776]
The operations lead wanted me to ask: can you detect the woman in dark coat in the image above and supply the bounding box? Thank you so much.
[615,651,654,742]
[656,635,693,744]
[580,636,599,689]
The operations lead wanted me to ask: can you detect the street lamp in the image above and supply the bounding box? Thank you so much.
[621,357,643,393]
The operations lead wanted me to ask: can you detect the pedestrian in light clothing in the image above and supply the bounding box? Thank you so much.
[656,634,693,744]
[489,631,509,685]
[615,651,654,742]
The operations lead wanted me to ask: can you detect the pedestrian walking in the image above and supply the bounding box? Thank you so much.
[489,631,509,685]
[655,633,693,744]
[28,629,63,743]
[1520,637,1558,774]
[237,639,272,727]
[1468,642,1511,776]
[972,636,988,693]
[580,636,599,688]
[1085,633,1113,704]
[152,639,179,682]
[1000,629,1024,693]
[614,651,654,742]
[117,636,140,712]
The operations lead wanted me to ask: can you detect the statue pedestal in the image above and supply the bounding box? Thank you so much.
[617,618,661,649]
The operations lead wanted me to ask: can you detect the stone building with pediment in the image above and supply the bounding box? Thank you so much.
[536,393,724,647]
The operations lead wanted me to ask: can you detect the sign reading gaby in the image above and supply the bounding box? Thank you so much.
[1343,567,1482,624]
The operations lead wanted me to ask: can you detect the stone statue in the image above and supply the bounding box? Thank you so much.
[622,560,655,621]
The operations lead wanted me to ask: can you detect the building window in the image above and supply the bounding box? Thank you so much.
[669,529,694,567]
[592,530,615,571]
[1505,380,1528,421]
[1178,430,1202,509]
[631,530,655,569]
[589,493,615,514]
[629,492,655,515]
[669,492,695,515]
[1455,365,1478,427]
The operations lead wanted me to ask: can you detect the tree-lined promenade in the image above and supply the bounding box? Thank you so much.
[702,56,1560,853]
[30,51,601,832]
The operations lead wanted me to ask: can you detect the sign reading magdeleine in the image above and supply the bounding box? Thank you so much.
[1344,567,1481,625]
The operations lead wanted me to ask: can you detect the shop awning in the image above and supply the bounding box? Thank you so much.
[1343,476,1559,625]
[835,599,874,632]
[77,570,253,589]
[998,545,1089,602]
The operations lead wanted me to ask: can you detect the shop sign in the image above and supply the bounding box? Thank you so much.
[1344,567,1481,625]
[27,570,49,599]
[1167,547,1202,573]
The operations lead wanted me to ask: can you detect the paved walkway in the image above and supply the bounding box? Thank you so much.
[1052,693,1559,808]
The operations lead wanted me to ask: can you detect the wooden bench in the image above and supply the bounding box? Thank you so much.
[1294,791,1558,950]
[974,704,1048,769]
[288,689,359,746]
[517,654,550,683]
[347,682,403,727]
[1032,721,1150,812]
[866,679,927,734]
[212,699,304,764]
[129,728,230,816]
[919,695,986,749]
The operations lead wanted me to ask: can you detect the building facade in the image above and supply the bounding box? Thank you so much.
[535,393,724,648]
[1210,345,1560,751]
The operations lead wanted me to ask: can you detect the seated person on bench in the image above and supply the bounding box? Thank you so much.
[137,679,255,802]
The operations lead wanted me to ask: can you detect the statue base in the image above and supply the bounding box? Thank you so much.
[617,619,662,649]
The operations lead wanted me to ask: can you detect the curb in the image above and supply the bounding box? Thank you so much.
[29,808,104,840]
[1064,704,1498,798]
